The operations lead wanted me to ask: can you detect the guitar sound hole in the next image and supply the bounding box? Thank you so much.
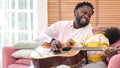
[53,50,61,54]
[62,47,71,51]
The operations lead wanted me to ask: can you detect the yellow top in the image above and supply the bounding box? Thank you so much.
[83,34,109,62]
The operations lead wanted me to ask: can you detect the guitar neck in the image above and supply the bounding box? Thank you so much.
[71,47,103,51]
[71,47,120,51]
[41,44,120,51]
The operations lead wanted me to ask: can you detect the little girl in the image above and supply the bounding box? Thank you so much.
[82,26,120,68]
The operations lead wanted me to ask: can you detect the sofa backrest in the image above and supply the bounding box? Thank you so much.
[111,40,120,47]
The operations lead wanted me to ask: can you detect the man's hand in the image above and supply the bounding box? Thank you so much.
[50,39,62,51]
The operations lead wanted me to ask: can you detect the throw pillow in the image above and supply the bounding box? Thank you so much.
[12,49,33,59]
[13,40,41,50]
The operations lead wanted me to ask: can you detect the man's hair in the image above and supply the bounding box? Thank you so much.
[104,27,120,45]
[74,1,94,15]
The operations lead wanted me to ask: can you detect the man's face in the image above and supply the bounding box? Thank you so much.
[74,6,93,27]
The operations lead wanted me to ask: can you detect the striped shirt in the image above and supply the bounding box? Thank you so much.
[83,34,109,62]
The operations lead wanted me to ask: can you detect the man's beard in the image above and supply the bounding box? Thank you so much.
[76,16,89,27]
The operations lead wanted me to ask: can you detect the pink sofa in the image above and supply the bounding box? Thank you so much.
[2,46,31,68]
[107,54,120,68]
[107,40,120,68]
[2,40,120,68]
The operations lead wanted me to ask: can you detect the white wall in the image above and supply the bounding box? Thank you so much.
[35,0,48,36]
[0,50,2,68]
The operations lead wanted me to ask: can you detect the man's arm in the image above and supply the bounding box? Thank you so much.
[34,22,60,44]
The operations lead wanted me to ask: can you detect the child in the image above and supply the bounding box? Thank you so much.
[82,26,120,68]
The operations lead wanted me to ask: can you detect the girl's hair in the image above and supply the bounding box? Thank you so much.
[104,27,120,44]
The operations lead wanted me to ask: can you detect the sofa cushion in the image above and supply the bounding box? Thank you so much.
[11,49,33,59]
[111,40,120,47]
[8,64,29,68]
[13,41,41,50]
[15,59,31,66]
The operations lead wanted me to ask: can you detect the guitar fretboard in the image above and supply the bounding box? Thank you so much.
[62,47,120,51]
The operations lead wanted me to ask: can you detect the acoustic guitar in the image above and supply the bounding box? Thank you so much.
[31,44,119,68]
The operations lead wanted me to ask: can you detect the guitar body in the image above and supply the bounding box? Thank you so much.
[31,43,120,68]
[31,44,87,68]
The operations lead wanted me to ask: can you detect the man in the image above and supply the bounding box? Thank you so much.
[31,2,118,68]
[35,1,94,51]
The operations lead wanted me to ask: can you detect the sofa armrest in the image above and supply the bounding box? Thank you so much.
[2,46,19,68]
[108,54,120,68]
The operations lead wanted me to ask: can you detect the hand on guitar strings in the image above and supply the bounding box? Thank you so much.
[103,44,120,59]
[50,39,62,54]
[50,39,74,54]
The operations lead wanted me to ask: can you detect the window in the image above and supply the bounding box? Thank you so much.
[0,0,37,48]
